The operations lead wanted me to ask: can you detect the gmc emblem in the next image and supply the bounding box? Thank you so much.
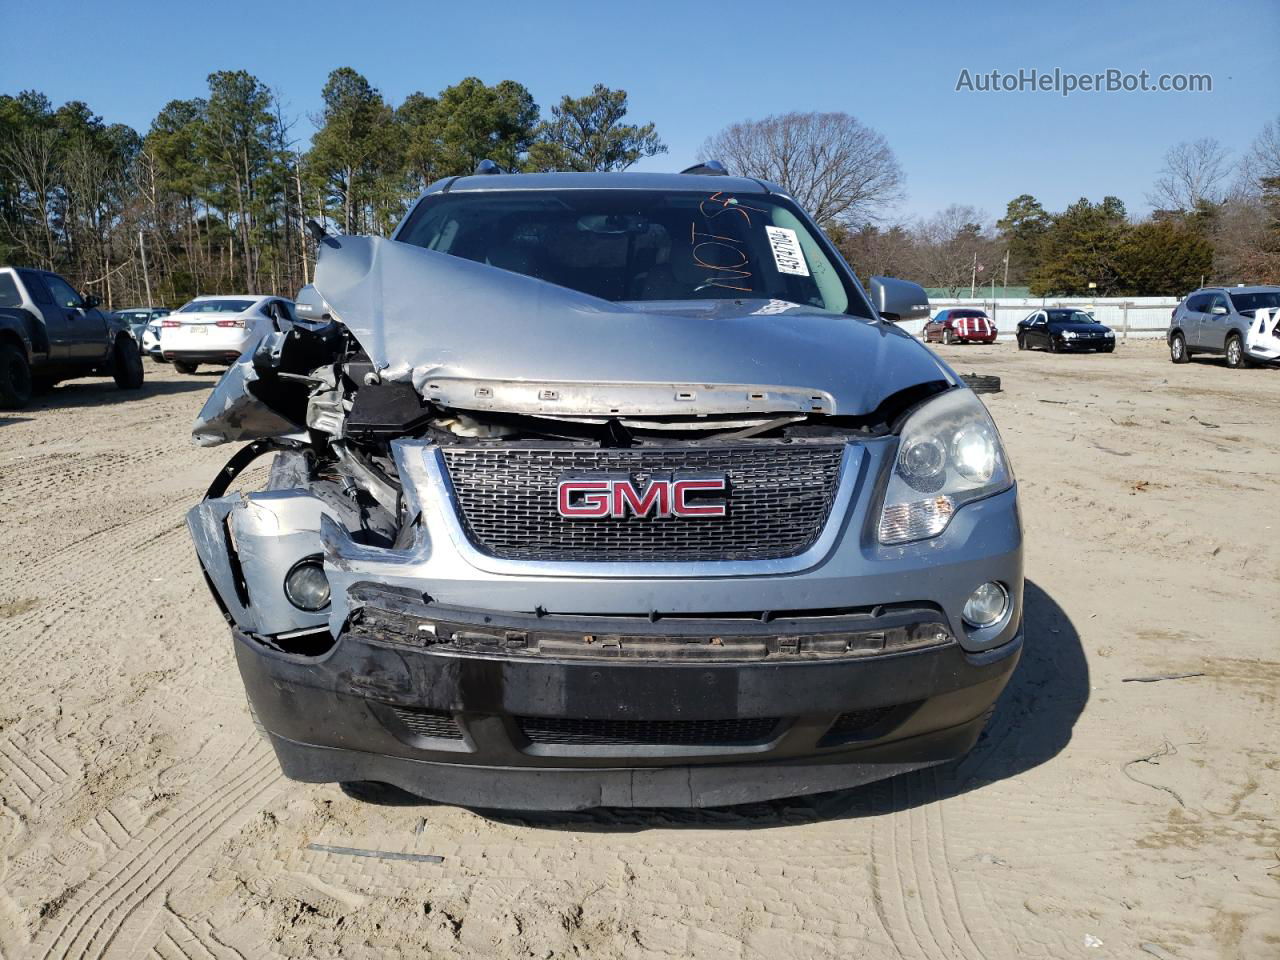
[557,476,728,519]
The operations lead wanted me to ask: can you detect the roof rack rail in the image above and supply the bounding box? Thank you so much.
[680,160,728,176]
[473,159,506,176]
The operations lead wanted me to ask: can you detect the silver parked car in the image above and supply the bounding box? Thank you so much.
[1168,285,1280,367]
[185,167,1023,810]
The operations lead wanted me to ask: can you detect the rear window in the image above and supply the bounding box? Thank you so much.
[179,299,255,313]
[19,271,53,304]
[951,310,988,318]
[0,274,20,308]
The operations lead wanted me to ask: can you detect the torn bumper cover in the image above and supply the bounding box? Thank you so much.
[187,432,1023,809]
[235,613,1020,810]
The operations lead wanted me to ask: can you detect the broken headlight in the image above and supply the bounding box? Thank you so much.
[878,388,1012,545]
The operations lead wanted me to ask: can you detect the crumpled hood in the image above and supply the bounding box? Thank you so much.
[310,235,951,417]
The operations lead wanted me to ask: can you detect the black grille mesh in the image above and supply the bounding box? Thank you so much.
[440,443,846,561]
[391,707,464,740]
[517,716,780,746]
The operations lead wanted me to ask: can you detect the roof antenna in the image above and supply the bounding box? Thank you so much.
[680,160,728,176]
[473,159,506,175]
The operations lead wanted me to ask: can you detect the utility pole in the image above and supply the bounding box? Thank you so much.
[970,252,977,299]
[295,160,310,286]
[138,230,153,309]
[1002,249,1010,295]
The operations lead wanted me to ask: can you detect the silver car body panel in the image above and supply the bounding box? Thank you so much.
[304,234,951,420]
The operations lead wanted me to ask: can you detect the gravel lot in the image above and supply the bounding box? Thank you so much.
[1,340,1277,960]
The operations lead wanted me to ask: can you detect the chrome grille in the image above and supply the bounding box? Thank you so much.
[440,442,846,562]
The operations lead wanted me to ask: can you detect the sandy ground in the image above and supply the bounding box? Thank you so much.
[0,339,1277,960]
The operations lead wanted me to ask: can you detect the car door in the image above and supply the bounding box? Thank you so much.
[43,274,108,362]
[16,270,75,361]
[1028,311,1048,348]
[925,311,943,340]
[1200,293,1230,352]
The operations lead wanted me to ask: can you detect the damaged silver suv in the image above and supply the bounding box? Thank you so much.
[187,168,1023,810]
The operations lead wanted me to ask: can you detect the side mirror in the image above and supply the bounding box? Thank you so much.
[293,284,332,325]
[1211,305,1228,315]
[82,293,101,309]
[868,276,930,322]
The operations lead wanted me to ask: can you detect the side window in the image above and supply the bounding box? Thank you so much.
[1208,295,1228,314]
[44,275,83,308]
[0,274,20,308]
[1185,294,1207,313]
[19,271,53,305]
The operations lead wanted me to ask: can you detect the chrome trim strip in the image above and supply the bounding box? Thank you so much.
[413,441,864,580]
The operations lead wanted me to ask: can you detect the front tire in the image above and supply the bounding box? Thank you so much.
[0,343,33,409]
[1225,334,1245,369]
[1170,333,1190,363]
[112,337,145,390]
[942,329,954,345]
[1016,333,1027,351]
[173,360,198,375]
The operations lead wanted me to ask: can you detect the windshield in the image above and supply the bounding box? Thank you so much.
[1229,291,1280,314]
[397,189,861,314]
[1047,309,1098,324]
[180,299,254,314]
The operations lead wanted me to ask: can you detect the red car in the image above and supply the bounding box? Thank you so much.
[923,309,998,344]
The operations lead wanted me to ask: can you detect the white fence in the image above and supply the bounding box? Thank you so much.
[900,297,1178,341]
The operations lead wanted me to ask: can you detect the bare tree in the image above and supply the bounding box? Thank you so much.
[909,205,995,295]
[700,112,904,227]
[1236,114,1280,197]
[0,129,60,269]
[1148,137,1231,212]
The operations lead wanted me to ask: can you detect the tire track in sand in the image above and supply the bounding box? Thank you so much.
[30,735,280,960]
[869,767,1013,960]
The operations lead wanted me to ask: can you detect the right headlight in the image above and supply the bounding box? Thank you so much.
[878,388,1013,545]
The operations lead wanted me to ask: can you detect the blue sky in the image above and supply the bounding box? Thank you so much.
[3,0,1277,223]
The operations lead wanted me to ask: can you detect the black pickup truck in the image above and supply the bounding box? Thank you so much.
[0,266,144,408]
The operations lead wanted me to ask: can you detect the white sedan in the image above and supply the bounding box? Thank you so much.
[160,295,294,374]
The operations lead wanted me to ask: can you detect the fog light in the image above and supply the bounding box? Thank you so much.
[963,581,1008,627]
[284,557,330,611]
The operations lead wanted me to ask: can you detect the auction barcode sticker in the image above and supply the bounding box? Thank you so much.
[765,226,809,277]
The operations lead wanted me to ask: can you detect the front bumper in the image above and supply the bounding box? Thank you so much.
[1056,337,1114,351]
[238,609,1022,809]
[191,436,1025,809]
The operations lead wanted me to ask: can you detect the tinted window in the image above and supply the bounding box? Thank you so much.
[0,274,20,308]
[44,275,82,308]
[20,271,53,304]
[1229,291,1280,313]
[1207,295,1228,313]
[951,310,988,318]
[179,299,255,313]
[1046,309,1096,324]
[1185,294,1208,312]
[398,189,862,315]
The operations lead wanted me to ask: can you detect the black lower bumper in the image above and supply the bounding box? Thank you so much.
[163,350,241,363]
[237,610,1022,810]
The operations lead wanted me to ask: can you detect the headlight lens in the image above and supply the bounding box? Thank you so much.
[878,388,1012,545]
[1063,330,1077,339]
[284,557,331,611]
